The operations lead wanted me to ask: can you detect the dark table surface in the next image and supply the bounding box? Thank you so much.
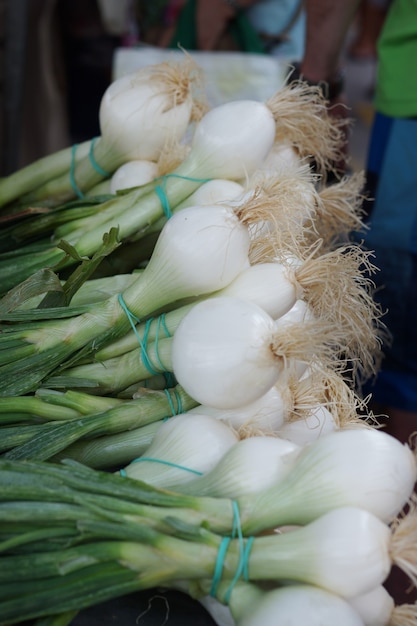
[72,590,217,625]
[22,590,218,626]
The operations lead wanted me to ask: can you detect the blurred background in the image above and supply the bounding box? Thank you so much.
[0,0,381,176]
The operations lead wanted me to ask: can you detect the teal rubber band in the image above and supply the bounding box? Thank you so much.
[118,293,140,324]
[164,388,177,416]
[119,468,127,477]
[129,456,204,476]
[210,537,231,598]
[155,181,172,219]
[163,388,182,416]
[159,313,171,338]
[210,501,254,603]
[224,501,245,603]
[70,144,85,199]
[89,137,111,178]
[141,318,160,376]
[163,372,176,388]
[242,536,254,582]
[173,389,182,414]
[154,174,212,221]
[151,318,167,372]
[163,174,212,184]
[118,295,160,376]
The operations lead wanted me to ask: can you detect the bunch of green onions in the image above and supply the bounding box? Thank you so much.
[0,427,417,625]
[0,57,403,626]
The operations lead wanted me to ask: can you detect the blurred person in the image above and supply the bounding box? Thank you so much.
[135,0,305,58]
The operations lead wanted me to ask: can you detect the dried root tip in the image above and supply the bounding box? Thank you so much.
[157,138,191,176]
[271,318,348,378]
[149,55,209,121]
[237,421,277,440]
[280,372,330,422]
[283,365,376,429]
[311,171,368,249]
[266,81,348,177]
[236,187,310,260]
[390,499,417,591]
[319,368,379,429]
[390,602,417,626]
[294,243,386,384]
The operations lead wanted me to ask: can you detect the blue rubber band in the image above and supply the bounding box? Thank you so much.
[140,319,161,376]
[89,137,111,178]
[128,457,204,476]
[70,144,85,199]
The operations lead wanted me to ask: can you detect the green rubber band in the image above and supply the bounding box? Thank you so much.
[89,137,111,178]
[70,144,85,199]
[155,182,172,220]
[118,295,160,376]
[164,388,177,417]
[129,457,204,476]
[210,501,254,603]
[163,372,176,388]
[154,174,212,220]
[118,293,141,324]
[163,388,182,416]
[173,389,182,414]
[224,502,246,603]
[159,313,171,337]
[163,174,212,184]
[242,536,254,582]
[210,537,231,598]
[152,318,167,372]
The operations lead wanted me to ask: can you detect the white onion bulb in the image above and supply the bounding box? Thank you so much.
[110,160,159,193]
[172,297,284,409]
[238,584,364,626]
[123,413,238,488]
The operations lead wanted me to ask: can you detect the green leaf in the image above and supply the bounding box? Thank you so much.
[0,269,63,313]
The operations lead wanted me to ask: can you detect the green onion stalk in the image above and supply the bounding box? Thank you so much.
[0,141,91,213]
[50,420,164,470]
[0,451,416,624]
[2,384,197,461]
[0,395,81,425]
